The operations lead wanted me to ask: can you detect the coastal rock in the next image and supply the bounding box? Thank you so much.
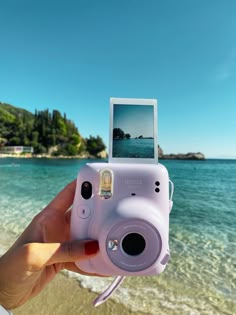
[158,145,164,158]
[158,146,205,160]
[97,150,108,159]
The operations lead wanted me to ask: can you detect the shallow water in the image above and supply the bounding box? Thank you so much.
[0,158,235,314]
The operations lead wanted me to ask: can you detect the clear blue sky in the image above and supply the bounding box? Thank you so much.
[0,0,235,158]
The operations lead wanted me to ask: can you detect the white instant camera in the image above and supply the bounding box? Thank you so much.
[71,162,173,275]
[70,98,174,306]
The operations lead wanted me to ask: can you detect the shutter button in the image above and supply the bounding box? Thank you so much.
[78,205,91,219]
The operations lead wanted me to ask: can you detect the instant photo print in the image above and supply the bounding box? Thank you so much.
[109,98,158,164]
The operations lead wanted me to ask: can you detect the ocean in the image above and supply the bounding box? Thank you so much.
[113,138,154,158]
[0,158,235,315]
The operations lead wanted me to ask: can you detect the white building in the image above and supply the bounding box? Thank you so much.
[0,146,34,154]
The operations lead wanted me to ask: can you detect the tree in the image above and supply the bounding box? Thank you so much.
[113,128,125,139]
[86,135,106,156]
[0,103,107,157]
[0,137,7,147]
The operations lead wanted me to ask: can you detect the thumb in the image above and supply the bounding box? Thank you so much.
[23,240,99,269]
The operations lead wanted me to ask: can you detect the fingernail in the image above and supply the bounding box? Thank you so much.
[84,241,99,255]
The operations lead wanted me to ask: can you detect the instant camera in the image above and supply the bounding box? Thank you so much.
[71,98,174,306]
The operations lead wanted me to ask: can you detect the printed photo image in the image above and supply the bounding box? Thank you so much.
[112,104,154,158]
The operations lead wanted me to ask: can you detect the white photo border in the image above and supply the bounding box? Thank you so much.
[109,98,158,164]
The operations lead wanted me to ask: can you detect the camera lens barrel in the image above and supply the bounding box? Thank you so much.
[106,218,162,272]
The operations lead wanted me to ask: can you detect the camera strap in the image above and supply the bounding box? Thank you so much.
[93,276,126,307]
[169,179,174,212]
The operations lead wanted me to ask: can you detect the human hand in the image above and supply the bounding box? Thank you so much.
[0,180,100,310]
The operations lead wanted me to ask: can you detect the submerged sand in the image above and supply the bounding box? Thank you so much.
[13,273,148,315]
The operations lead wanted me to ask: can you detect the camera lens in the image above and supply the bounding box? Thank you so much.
[81,181,92,199]
[122,233,146,256]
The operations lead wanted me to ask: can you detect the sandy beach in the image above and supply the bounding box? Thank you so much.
[13,273,148,315]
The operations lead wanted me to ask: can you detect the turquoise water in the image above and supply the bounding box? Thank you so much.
[0,158,235,314]
[113,138,154,158]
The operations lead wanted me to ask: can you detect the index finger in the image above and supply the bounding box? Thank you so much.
[46,180,76,214]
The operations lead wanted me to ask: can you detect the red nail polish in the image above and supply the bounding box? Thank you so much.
[84,241,99,255]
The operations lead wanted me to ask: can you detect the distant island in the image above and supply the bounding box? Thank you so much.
[113,128,153,140]
[158,146,205,160]
[113,128,131,140]
[134,136,154,139]
[0,102,106,158]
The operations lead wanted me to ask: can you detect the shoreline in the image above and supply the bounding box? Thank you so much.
[0,154,206,160]
[13,272,149,315]
[0,153,101,159]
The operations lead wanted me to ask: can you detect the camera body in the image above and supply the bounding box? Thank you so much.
[71,162,172,276]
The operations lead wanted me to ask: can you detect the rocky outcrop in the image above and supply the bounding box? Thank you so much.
[158,146,205,160]
[158,145,164,158]
[97,150,108,159]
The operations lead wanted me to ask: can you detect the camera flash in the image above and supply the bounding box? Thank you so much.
[99,169,113,199]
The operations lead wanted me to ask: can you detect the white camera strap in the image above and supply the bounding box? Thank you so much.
[169,179,174,212]
[93,276,126,307]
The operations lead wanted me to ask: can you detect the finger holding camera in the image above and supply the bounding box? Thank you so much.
[0,180,101,311]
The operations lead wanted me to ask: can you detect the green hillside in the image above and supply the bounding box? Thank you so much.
[0,102,106,156]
